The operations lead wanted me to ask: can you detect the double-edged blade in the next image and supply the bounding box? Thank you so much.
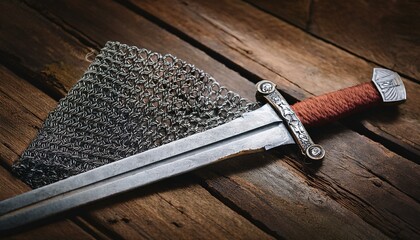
[0,104,294,231]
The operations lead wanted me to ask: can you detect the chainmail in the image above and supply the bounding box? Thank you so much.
[12,41,258,189]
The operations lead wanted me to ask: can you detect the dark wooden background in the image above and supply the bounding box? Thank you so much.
[0,0,419,239]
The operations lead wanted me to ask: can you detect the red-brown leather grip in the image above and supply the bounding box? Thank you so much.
[291,82,381,128]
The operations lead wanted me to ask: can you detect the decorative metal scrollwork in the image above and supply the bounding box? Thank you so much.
[256,80,325,161]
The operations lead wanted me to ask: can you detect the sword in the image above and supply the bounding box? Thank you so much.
[0,62,406,231]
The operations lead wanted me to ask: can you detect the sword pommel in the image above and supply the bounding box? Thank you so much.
[372,68,406,103]
[255,68,406,161]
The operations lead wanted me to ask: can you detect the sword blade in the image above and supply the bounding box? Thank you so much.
[0,104,293,231]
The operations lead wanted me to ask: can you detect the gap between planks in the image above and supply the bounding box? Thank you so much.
[244,0,420,84]
[114,0,419,162]
[1,0,418,238]
[13,0,420,204]
[0,3,276,238]
[1,2,278,237]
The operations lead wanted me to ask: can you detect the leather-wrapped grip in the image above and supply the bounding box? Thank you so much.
[291,82,381,128]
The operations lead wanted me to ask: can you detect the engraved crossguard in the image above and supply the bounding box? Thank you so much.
[256,80,325,160]
[256,68,406,161]
[2,39,408,229]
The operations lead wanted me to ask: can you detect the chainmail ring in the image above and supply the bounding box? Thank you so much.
[12,41,258,188]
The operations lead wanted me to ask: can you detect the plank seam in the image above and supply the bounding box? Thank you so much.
[0,143,17,171]
[113,0,264,84]
[281,155,416,239]
[189,9,314,97]
[71,215,126,240]
[22,0,102,51]
[305,0,315,32]
[344,119,420,164]
[286,156,404,237]
[243,0,420,84]
[0,51,64,101]
[115,0,418,164]
[193,174,285,239]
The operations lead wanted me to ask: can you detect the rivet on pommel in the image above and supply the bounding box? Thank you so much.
[256,80,276,94]
[372,68,406,103]
[306,144,325,161]
[256,80,325,161]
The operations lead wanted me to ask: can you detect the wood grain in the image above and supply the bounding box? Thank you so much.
[0,64,272,238]
[0,1,91,99]
[134,0,419,159]
[0,3,272,237]
[244,0,420,81]
[199,125,420,239]
[1,0,417,239]
[245,0,311,29]
[0,166,96,240]
[1,0,419,239]
[0,68,94,238]
[310,0,420,80]
[19,0,256,99]
[0,68,56,167]
[84,176,273,239]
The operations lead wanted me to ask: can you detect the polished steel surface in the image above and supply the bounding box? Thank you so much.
[0,104,294,231]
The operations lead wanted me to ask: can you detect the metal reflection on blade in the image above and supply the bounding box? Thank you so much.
[0,104,294,231]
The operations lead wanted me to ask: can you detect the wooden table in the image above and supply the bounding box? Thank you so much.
[1,1,419,239]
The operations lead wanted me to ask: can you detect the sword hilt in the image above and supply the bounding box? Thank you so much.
[256,68,406,161]
[291,68,406,128]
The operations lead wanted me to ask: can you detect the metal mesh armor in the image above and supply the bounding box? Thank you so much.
[12,41,258,189]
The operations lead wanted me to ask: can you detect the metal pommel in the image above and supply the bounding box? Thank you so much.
[256,80,325,161]
[372,68,406,103]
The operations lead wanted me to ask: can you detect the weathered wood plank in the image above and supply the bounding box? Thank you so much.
[9,0,255,99]
[0,4,272,236]
[244,0,420,81]
[11,0,420,239]
[0,140,94,239]
[0,89,44,167]
[0,67,114,239]
[84,176,273,240]
[310,0,420,80]
[200,125,420,239]
[245,0,310,29]
[0,169,93,240]
[0,67,57,167]
[0,66,111,239]
[134,0,419,159]
[0,0,91,99]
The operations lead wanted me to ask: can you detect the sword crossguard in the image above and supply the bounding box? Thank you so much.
[256,80,325,161]
[256,68,406,161]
